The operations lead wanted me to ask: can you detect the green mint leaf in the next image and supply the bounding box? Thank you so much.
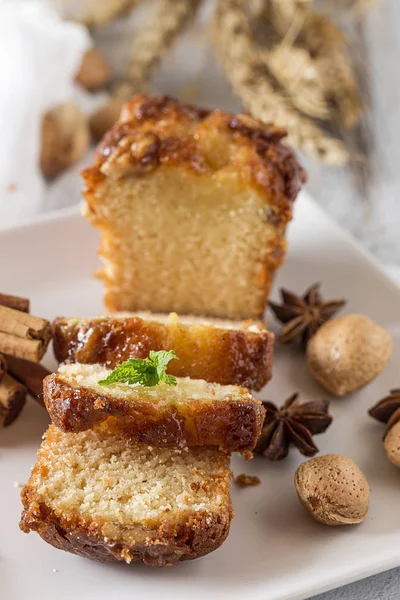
[149,350,178,386]
[98,357,158,386]
[160,372,178,386]
[98,350,179,387]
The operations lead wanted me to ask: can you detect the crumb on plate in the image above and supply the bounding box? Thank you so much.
[235,473,261,487]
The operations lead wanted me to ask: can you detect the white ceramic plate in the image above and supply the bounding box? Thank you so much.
[1,192,399,600]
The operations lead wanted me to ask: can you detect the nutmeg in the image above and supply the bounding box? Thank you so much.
[307,314,392,396]
[40,102,89,179]
[384,421,400,468]
[75,49,111,92]
[295,454,369,526]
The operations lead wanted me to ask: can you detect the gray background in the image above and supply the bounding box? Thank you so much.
[312,568,400,600]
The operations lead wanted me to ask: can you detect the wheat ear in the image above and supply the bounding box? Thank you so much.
[268,1,362,128]
[115,0,203,100]
[255,7,330,121]
[213,0,348,165]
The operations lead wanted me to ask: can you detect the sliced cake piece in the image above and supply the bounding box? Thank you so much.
[20,426,233,567]
[53,312,274,390]
[82,94,305,319]
[44,363,265,452]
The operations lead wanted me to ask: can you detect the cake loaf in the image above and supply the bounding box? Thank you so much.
[82,94,305,320]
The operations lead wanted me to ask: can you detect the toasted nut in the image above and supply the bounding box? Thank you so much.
[40,102,89,179]
[89,98,123,142]
[384,421,400,467]
[100,132,159,179]
[295,454,369,526]
[307,314,392,396]
[75,49,111,92]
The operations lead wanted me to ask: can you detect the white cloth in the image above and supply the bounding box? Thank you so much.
[0,0,90,226]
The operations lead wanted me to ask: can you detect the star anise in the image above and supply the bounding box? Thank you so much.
[269,283,346,348]
[254,392,332,461]
[369,389,400,437]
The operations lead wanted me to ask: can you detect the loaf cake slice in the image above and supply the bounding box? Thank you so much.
[53,311,274,390]
[20,426,233,567]
[44,363,265,452]
[82,94,305,319]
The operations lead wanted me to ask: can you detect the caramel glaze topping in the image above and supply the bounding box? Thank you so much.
[85,94,306,206]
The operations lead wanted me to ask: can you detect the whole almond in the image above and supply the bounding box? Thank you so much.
[75,49,111,92]
[384,421,400,467]
[307,314,392,396]
[295,454,369,525]
[40,102,89,179]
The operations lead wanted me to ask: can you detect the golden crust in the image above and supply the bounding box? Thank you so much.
[20,492,232,567]
[43,373,265,452]
[52,315,274,390]
[83,93,306,205]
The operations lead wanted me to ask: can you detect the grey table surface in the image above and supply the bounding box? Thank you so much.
[47,1,400,597]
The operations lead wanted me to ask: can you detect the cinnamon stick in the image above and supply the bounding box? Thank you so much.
[0,293,29,312]
[0,353,6,383]
[5,355,50,408]
[0,373,26,427]
[0,305,51,362]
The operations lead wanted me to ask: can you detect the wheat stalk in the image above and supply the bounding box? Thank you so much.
[255,9,331,121]
[303,14,362,128]
[114,0,203,100]
[260,45,330,120]
[267,1,362,128]
[213,0,348,166]
[262,0,311,36]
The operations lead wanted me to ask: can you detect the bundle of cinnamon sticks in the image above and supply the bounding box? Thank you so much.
[0,293,52,427]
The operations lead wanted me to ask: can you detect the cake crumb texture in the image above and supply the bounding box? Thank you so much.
[20,426,233,567]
